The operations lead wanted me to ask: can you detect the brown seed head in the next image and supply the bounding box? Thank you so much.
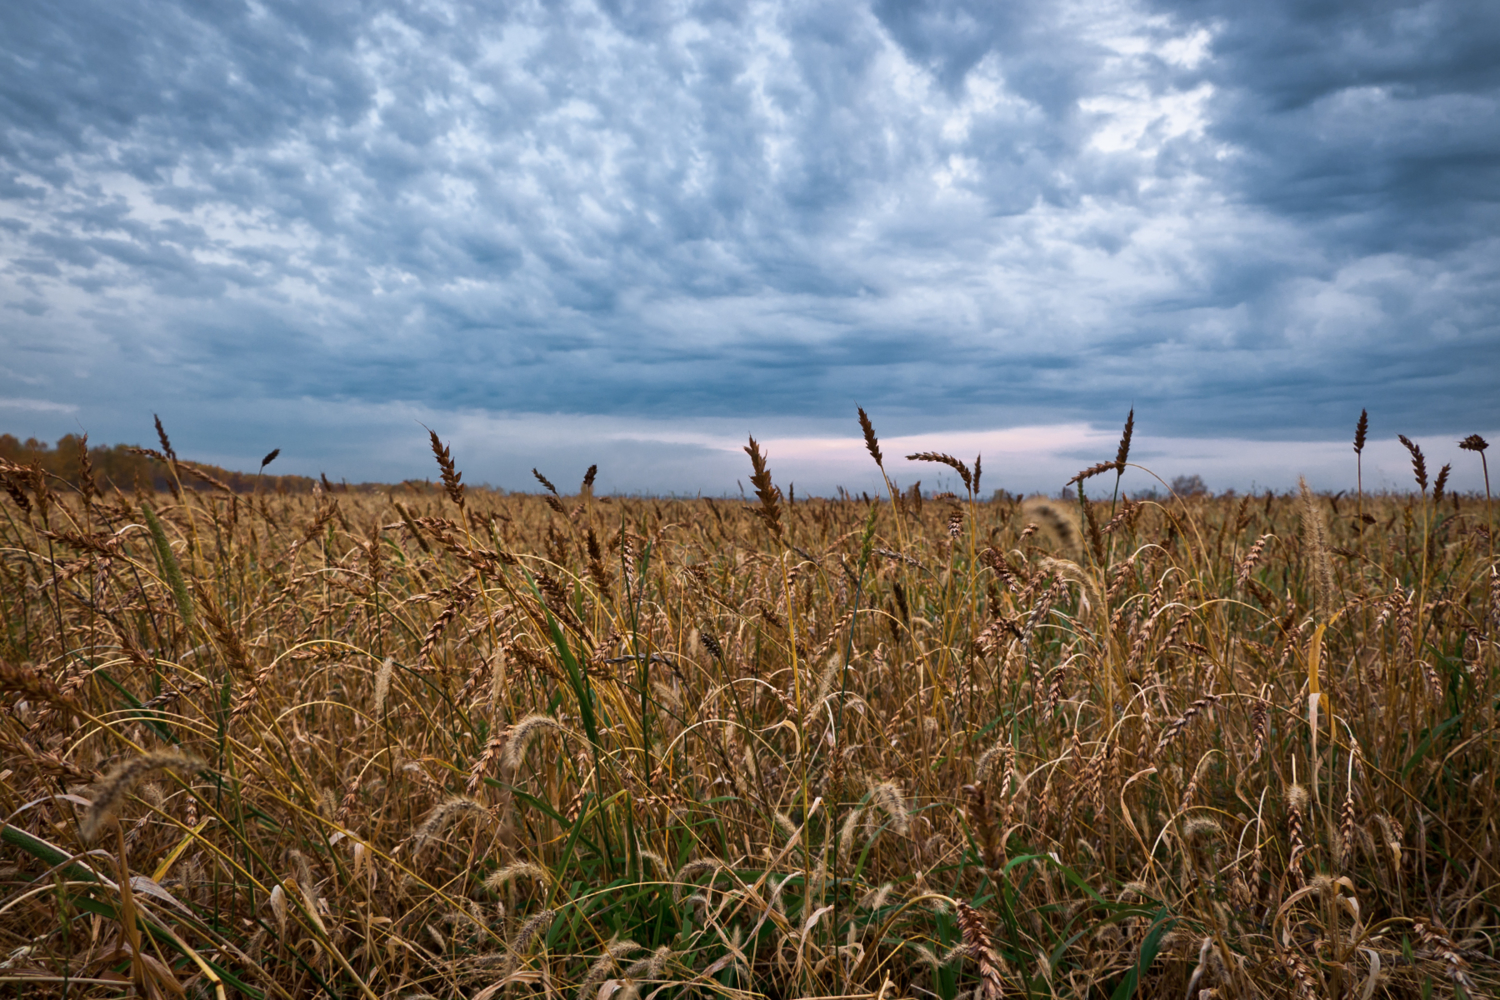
[502,713,572,774]
[1067,461,1115,487]
[1115,407,1134,471]
[1397,434,1428,493]
[411,796,486,857]
[82,750,204,842]
[428,429,466,508]
[743,435,783,538]
[954,900,1006,1000]
[153,413,177,463]
[1298,478,1337,621]
[699,631,724,662]
[75,434,96,504]
[857,407,883,468]
[1433,464,1451,503]
[483,861,550,892]
[906,451,973,493]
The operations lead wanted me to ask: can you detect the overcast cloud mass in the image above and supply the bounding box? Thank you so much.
[2,0,1497,494]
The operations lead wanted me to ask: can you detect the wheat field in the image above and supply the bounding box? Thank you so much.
[1,415,1496,999]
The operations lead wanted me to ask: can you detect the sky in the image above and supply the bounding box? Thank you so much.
[2,0,1498,496]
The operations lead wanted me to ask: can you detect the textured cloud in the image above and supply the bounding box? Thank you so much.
[1,0,1496,489]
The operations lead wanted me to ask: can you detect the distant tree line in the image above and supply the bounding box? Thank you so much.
[0,433,378,495]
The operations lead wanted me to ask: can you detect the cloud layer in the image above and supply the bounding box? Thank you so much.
[2,0,1496,489]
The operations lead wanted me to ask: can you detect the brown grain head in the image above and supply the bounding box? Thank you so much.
[76,434,96,504]
[1115,407,1134,470]
[743,435,783,538]
[857,407,883,468]
[1398,434,1428,493]
[81,750,204,842]
[1068,461,1115,487]
[906,451,972,493]
[153,413,177,463]
[427,428,466,508]
[954,900,1006,1000]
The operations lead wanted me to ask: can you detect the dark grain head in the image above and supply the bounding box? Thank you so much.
[427,428,466,508]
[153,414,177,463]
[1398,434,1428,494]
[744,435,783,538]
[1115,407,1134,471]
[906,451,972,494]
[857,407,883,468]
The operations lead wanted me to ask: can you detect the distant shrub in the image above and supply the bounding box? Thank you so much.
[1171,473,1208,497]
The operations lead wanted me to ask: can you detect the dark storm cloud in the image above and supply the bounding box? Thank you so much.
[1,0,1497,489]
[1144,0,1500,250]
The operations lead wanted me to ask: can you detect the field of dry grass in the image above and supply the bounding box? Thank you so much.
[1,417,1497,999]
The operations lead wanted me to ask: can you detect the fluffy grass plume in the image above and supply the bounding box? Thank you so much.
[501,713,573,774]
[81,750,204,841]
